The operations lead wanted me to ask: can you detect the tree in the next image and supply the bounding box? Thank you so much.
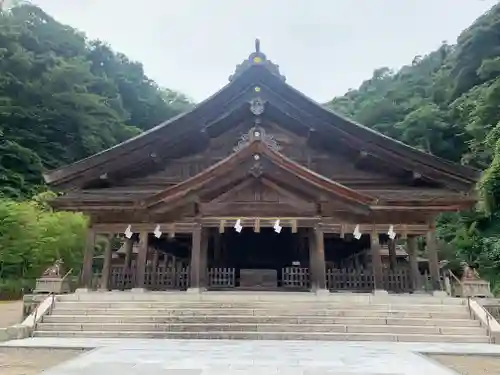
[0,4,194,198]
[327,2,500,290]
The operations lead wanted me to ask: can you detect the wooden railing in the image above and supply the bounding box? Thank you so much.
[382,268,412,293]
[208,268,236,288]
[282,267,309,289]
[145,266,189,290]
[325,268,413,293]
[326,269,374,291]
[93,266,417,293]
[110,265,135,290]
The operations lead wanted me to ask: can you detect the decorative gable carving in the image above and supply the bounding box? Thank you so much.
[200,178,317,217]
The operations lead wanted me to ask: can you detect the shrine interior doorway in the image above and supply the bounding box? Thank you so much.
[220,227,300,289]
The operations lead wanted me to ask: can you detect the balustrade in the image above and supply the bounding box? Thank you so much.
[93,266,417,293]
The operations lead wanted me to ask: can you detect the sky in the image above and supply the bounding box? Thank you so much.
[32,0,499,103]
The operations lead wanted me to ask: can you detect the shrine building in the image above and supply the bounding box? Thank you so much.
[44,41,480,294]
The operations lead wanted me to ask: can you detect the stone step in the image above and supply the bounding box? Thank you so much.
[49,307,471,319]
[35,322,486,336]
[32,330,490,343]
[53,301,466,312]
[57,292,465,305]
[42,314,481,327]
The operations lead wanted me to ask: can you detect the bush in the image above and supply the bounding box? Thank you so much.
[0,194,88,292]
[0,278,35,300]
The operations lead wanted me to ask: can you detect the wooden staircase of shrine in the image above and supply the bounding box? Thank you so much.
[33,292,491,343]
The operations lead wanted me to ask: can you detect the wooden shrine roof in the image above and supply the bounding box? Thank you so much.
[51,127,476,219]
[43,41,480,192]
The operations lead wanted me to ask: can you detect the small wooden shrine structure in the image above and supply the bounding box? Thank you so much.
[44,41,480,294]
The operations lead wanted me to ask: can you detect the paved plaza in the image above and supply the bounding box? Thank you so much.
[2,338,500,374]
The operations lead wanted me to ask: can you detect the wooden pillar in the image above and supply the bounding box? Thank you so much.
[134,231,149,289]
[388,238,397,271]
[100,234,113,290]
[370,227,384,291]
[151,248,160,286]
[407,235,421,291]
[81,229,96,289]
[308,228,317,290]
[124,238,133,269]
[426,224,441,291]
[189,223,205,290]
[353,254,360,271]
[201,228,209,288]
[213,230,221,266]
[308,225,327,291]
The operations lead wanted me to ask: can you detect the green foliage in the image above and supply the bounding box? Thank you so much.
[0,4,194,198]
[0,194,88,298]
[327,3,500,289]
[0,196,88,279]
[479,139,500,213]
[0,3,196,297]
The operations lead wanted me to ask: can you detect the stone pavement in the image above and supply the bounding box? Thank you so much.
[3,338,500,374]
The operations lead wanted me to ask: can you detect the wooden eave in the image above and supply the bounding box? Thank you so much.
[42,69,259,187]
[44,52,480,191]
[256,68,480,182]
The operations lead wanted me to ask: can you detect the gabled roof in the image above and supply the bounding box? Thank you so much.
[43,40,481,190]
[143,127,376,214]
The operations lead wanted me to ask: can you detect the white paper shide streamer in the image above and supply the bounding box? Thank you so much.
[124,225,133,239]
[234,219,243,233]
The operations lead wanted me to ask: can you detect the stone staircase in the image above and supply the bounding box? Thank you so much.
[34,292,491,343]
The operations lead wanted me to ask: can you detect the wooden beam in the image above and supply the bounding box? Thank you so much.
[254,218,261,233]
[89,220,432,236]
[218,219,225,233]
[168,223,176,238]
[340,224,346,238]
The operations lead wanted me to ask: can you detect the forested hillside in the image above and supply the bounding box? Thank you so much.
[0,3,193,295]
[327,4,500,288]
[0,4,193,199]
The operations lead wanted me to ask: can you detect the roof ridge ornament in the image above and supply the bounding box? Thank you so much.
[229,39,286,82]
[249,97,266,116]
[233,127,282,153]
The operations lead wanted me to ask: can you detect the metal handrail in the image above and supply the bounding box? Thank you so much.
[30,292,57,337]
[486,311,492,343]
[482,302,496,344]
[30,300,39,338]
[61,268,73,281]
[30,270,71,337]
[468,296,496,344]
